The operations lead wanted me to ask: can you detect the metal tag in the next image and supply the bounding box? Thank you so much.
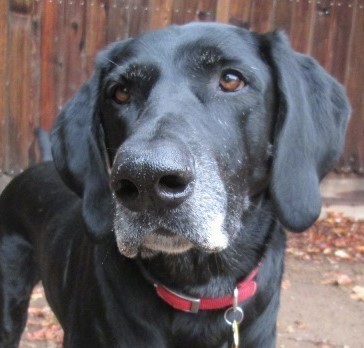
[231,320,239,348]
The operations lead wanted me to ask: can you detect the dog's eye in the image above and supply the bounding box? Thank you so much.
[113,85,131,104]
[219,71,245,92]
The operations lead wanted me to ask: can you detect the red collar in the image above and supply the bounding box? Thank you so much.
[154,265,259,313]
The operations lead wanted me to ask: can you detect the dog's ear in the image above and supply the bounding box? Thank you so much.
[264,32,350,232]
[51,61,113,242]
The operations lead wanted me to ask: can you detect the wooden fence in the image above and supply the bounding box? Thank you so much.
[0,0,363,175]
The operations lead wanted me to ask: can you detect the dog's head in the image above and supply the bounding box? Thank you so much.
[51,23,350,258]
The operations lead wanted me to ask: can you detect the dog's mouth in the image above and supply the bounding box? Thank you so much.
[114,207,231,257]
[140,228,194,257]
[115,215,229,259]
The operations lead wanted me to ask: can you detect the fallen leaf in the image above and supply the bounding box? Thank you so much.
[28,307,46,318]
[294,320,307,329]
[334,249,350,259]
[321,273,353,286]
[31,293,43,301]
[336,274,354,286]
[355,245,364,253]
[286,325,295,333]
[281,279,291,290]
[351,286,364,302]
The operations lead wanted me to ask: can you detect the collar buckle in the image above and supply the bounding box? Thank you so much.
[154,284,201,313]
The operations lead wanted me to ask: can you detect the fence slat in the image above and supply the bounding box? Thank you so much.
[310,0,335,70]
[128,0,151,37]
[171,0,187,24]
[195,0,217,22]
[6,6,35,172]
[228,0,251,28]
[330,3,354,84]
[215,0,230,23]
[40,0,64,131]
[106,0,130,41]
[183,0,200,22]
[63,1,86,101]
[85,0,107,78]
[290,0,315,53]
[0,1,8,172]
[249,0,274,33]
[273,0,294,35]
[343,1,364,174]
[150,0,173,29]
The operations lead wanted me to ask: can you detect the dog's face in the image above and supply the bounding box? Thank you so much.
[51,23,350,257]
[98,24,275,257]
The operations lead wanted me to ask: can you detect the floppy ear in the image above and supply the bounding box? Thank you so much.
[265,32,350,232]
[50,71,113,242]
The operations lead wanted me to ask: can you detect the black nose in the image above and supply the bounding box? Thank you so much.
[111,144,195,211]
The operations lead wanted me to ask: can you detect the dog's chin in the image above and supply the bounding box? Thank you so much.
[116,230,195,259]
[139,233,194,258]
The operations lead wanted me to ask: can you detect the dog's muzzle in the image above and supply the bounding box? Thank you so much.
[111,142,229,258]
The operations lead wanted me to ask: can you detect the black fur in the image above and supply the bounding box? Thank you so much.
[0,23,350,347]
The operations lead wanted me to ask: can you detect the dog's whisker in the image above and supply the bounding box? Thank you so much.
[103,57,120,67]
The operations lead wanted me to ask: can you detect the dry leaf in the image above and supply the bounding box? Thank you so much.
[321,273,353,286]
[355,245,364,253]
[334,249,350,259]
[294,320,306,329]
[351,286,364,302]
[281,279,291,290]
[336,274,354,286]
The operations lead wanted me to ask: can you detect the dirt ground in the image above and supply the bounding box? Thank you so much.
[18,253,364,348]
[277,255,364,348]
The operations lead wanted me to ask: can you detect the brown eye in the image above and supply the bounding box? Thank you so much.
[219,71,245,92]
[113,85,130,104]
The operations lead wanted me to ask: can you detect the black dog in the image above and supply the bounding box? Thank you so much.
[0,23,350,347]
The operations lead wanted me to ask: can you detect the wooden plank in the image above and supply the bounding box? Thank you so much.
[183,0,199,23]
[168,0,198,24]
[358,0,364,174]
[28,0,42,164]
[291,0,316,53]
[343,1,364,174]
[85,0,107,77]
[0,0,8,172]
[40,0,63,131]
[310,0,335,69]
[6,4,35,173]
[215,0,231,23]
[171,0,186,24]
[195,0,217,22]
[106,0,131,41]
[249,0,274,33]
[228,0,251,28]
[150,0,173,29]
[272,0,294,35]
[330,2,355,84]
[128,0,151,37]
[63,0,86,101]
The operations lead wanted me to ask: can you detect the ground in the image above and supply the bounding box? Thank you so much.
[278,255,364,348]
